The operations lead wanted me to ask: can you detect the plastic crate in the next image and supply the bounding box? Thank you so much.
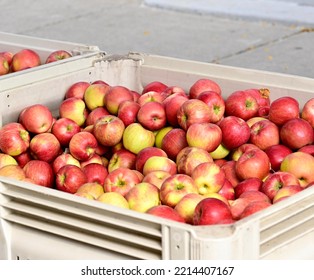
[0,31,102,91]
[0,53,314,260]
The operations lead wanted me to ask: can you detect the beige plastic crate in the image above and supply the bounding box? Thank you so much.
[0,53,314,260]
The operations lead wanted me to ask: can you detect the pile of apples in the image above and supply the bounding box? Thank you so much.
[0,49,72,76]
[0,77,314,226]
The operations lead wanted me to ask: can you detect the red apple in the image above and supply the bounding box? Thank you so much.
[220,160,241,187]
[0,51,13,66]
[131,90,141,102]
[231,143,260,161]
[225,90,259,120]
[193,198,234,225]
[261,171,300,201]
[189,78,221,99]
[249,119,280,150]
[142,156,177,176]
[239,200,272,219]
[52,153,81,174]
[56,164,87,193]
[142,81,168,94]
[176,146,213,176]
[146,205,185,223]
[142,170,171,189]
[82,163,108,185]
[186,122,222,152]
[80,153,103,168]
[239,190,271,204]
[268,96,300,126]
[135,146,167,173]
[86,108,110,127]
[218,179,235,200]
[0,55,10,75]
[264,144,292,171]
[59,97,88,127]
[0,122,30,156]
[65,81,90,100]
[235,148,271,180]
[137,101,166,131]
[177,99,211,130]
[280,151,314,187]
[161,85,186,100]
[23,160,54,188]
[229,198,251,220]
[160,174,199,207]
[11,49,41,72]
[219,116,251,150]
[13,150,32,168]
[161,128,188,160]
[163,94,189,127]
[137,91,165,106]
[108,149,136,172]
[103,167,141,197]
[301,97,314,128]
[69,131,98,161]
[234,177,263,198]
[93,115,125,147]
[29,132,62,163]
[45,50,72,63]
[197,90,225,123]
[83,83,110,111]
[280,118,313,150]
[51,117,81,147]
[117,100,141,127]
[104,85,133,115]
[298,144,314,156]
[19,104,53,134]
[245,88,270,108]
[273,185,304,203]
[155,126,173,149]
[191,162,226,195]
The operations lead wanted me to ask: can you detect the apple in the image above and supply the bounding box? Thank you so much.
[193,198,234,225]
[0,51,13,66]
[142,81,168,94]
[197,90,225,123]
[131,90,141,102]
[85,107,110,127]
[235,148,271,180]
[135,146,167,173]
[125,182,160,213]
[104,85,133,115]
[161,85,186,100]
[117,100,140,127]
[137,91,165,106]
[11,49,41,72]
[218,116,251,150]
[220,160,241,187]
[0,122,30,156]
[13,150,32,168]
[82,163,108,185]
[186,122,222,152]
[45,50,72,63]
[231,143,259,161]
[103,167,141,197]
[174,193,204,224]
[239,190,271,204]
[80,153,104,168]
[155,126,173,149]
[189,78,221,99]
[177,99,211,130]
[229,198,251,220]
[273,185,304,203]
[234,177,263,198]
[19,104,53,134]
[97,192,129,209]
[246,116,267,127]
[160,174,199,207]
[75,181,104,199]
[280,151,314,187]
[202,192,229,206]
[69,131,98,161]
[29,132,62,163]
[244,88,270,108]
[83,83,110,111]
[163,94,189,127]
[92,80,109,85]
[209,143,230,160]
[225,90,259,120]
[0,153,18,169]
[142,170,171,189]
[142,156,177,176]
[191,162,225,195]
[268,96,300,126]
[52,153,81,174]
[65,81,90,100]
[176,146,213,176]
[108,149,136,172]
[239,200,272,219]
[301,97,314,128]
[51,117,81,147]
[249,119,280,150]
[56,164,87,193]
[93,115,125,147]
[146,205,185,223]
[264,144,293,171]
[0,55,10,75]
[59,97,88,127]
[23,160,54,188]
[161,128,188,160]
[261,171,300,201]
[137,101,167,131]
[122,123,155,154]
[218,178,235,200]
[298,144,314,156]
[74,192,95,200]
[280,118,313,150]
[0,164,26,180]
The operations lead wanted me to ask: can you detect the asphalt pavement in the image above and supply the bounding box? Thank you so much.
[0,0,314,78]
